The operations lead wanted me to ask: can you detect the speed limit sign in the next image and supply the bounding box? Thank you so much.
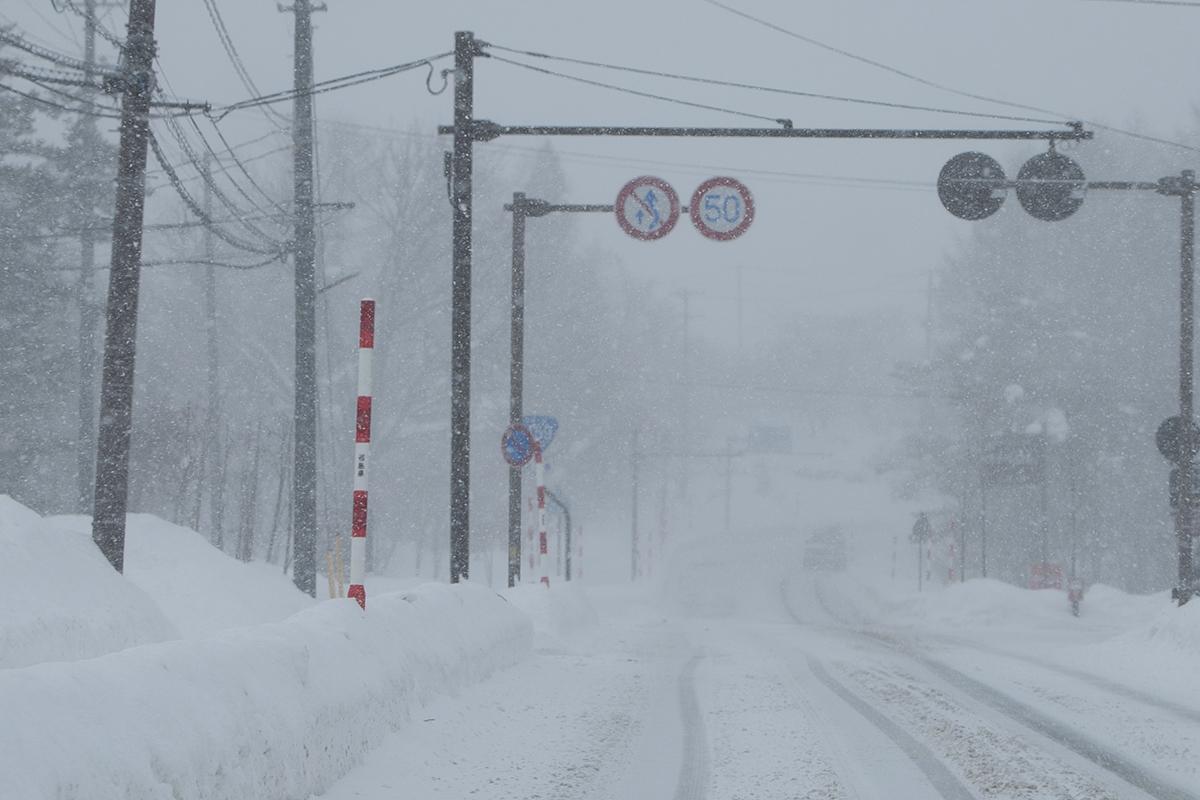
[690,177,754,241]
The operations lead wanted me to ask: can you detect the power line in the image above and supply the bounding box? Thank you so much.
[0,27,114,74]
[140,254,284,270]
[148,130,286,256]
[487,53,789,126]
[1083,0,1200,6]
[483,42,1065,126]
[0,77,121,117]
[156,114,287,242]
[701,0,1200,155]
[198,0,289,132]
[213,50,454,119]
[201,117,291,216]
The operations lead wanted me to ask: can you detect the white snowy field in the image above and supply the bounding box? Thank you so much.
[3,492,1200,800]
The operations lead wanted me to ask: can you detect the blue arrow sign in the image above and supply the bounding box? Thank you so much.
[522,415,558,451]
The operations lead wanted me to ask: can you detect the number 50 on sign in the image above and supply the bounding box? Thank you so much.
[690,176,754,241]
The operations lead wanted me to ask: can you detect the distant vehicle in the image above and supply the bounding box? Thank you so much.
[803,525,847,572]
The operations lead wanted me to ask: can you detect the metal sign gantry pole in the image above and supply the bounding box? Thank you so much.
[505,193,611,587]
[441,29,1091,583]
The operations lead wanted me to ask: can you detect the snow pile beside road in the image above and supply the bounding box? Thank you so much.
[0,496,176,669]
[45,513,312,637]
[1136,600,1200,657]
[886,578,1074,632]
[0,582,532,800]
[507,582,599,649]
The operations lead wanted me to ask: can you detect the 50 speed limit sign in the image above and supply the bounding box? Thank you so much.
[690,177,754,241]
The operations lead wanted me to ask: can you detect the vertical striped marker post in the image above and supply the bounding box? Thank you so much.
[535,445,549,587]
[348,298,374,609]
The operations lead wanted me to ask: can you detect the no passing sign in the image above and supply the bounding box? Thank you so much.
[615,176,680,241]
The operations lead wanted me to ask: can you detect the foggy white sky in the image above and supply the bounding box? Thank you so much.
[7,0,1200,350]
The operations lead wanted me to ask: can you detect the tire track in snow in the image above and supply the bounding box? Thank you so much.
[795,578,1199,800]
[913,656,1200,800]
[803,656,978,800]
[673,653,710,800]
[926,635,1200,726]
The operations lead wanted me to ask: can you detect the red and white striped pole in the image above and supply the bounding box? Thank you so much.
[535,445,549,587]
[347,298,374,609]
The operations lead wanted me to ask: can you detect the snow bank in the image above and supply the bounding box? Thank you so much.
[506,582,599,649]
[0,583,532,800]
[0,496,176,669]
[45,513,312,637]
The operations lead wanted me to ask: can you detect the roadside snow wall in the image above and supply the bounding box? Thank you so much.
[0,496,177,668]
[0,583,531,800]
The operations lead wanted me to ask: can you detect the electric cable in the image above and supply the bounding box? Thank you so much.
[141,254,285,270]
[157,115,287,243]
[0,27,114,74]
[148,131,286,257]
[198,0,290,132]
[202,119,291,215]
[0,77,121,117]
[701,0,1200,154]
[213,51,453,119]
[487,54,789,126]
[484,42,1067,126]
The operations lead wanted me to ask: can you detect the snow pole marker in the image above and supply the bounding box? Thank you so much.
[347,299,374,609]
[536,445,549,587]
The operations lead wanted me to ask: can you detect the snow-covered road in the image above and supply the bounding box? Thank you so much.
[317,580,1200,800]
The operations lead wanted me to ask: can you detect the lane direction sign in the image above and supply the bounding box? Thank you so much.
[522,415,559,451]
[690,177,754,240]
[615,176,680,241]
[502,423,536,468]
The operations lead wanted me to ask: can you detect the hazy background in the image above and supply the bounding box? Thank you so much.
[3,0,1199,589]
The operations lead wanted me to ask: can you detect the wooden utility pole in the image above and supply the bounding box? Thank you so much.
[91,0,159,572]
[281,0,324,596]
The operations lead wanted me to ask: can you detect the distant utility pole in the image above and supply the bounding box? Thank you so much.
[202,155,224,550]
[74,0,123,514]
[91,0,159,572]
[631,426,640,581]
[281,0,325,597]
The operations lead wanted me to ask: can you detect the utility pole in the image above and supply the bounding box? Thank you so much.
[202,155,224,550]
[735,264,744,356]
[676,288,696,507]
[1174,171,1196,605]
[631,426,639,581]
[74,0,121,514]
[91,0,158,572]
[282,0,324,596]
[723,437,734,535]
[449,31,479,584]
[507,192,527,588]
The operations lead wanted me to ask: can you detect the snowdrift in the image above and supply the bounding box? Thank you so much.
[44,512,312,637]
[0,582,531,800]
[0,496,176,668]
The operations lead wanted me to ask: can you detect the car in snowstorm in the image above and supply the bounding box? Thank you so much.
[803,525,847,572]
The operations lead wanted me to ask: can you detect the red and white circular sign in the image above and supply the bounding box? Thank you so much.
[615,176,680,241]
[690,177,754,241]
